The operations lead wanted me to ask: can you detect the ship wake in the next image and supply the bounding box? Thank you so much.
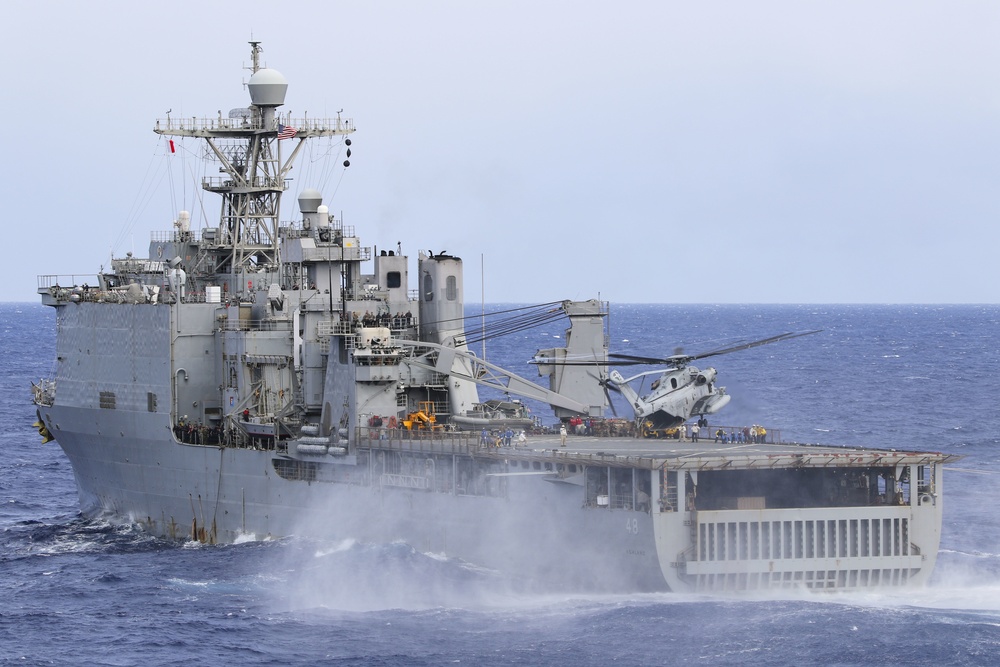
[267,536,513,612]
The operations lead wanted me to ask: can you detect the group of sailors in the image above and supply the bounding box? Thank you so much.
[641,418,771,444]
[173,415,280,450]
[713,424,768,444]
[480,427,527,448]
[353,310,413,329]
[173,417,224,446]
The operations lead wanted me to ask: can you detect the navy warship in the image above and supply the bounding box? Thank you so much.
[32,43,958,592]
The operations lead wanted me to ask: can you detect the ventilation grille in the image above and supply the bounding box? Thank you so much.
[682,509,923,591]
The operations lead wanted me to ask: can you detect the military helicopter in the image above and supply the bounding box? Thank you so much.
[603,331,820,430]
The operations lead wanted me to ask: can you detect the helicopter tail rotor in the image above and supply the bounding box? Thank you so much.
[585,368,619,417]
[598,376,619,417]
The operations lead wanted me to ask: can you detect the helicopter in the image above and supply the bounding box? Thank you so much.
[603,331,820,430]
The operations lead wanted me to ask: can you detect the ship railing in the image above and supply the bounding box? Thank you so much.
[32,379,56,407]
[201,176,289,190]
[284,116,356,134]
[110,258,169,273]
[609,492,635,510]
[37,275,101,290]
[279,221,353,237]
[326,319,415,339]
[38,281,121,305]
[324,320,415,340]
[156,116,266,132]
[150,230,202,243]
[219,317,292,332]
[345,286,390,301]
[154,116,355,135]
[329,321,355,336]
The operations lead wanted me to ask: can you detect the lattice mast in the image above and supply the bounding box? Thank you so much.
[154,41,354,277]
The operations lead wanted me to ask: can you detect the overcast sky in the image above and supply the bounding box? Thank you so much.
[4,1,999,303]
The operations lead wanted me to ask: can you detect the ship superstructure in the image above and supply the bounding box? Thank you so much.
[32,43,958,593]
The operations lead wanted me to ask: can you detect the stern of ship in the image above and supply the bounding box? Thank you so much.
[651,456,951,592]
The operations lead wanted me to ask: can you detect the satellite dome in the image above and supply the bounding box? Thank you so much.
[248,68,288,107]
[298,188,323,213]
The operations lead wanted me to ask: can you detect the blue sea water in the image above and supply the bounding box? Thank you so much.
[2,302,999,666]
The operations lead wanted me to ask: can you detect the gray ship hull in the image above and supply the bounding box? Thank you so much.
[48,405,667,592]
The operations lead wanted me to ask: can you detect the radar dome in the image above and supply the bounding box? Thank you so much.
[298,188,323,213]
[248,68,288,107]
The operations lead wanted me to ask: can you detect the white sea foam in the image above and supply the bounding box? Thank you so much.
[233,531,259,544]
[313,538,357,558]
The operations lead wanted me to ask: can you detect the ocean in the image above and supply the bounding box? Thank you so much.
[2,302,998,666]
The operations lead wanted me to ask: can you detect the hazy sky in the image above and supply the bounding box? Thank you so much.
[4,1,999,303]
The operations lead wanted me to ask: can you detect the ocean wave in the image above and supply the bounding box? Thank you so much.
[0,517,168,562]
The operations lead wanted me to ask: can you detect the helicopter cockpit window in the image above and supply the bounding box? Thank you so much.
[670,378,678,389]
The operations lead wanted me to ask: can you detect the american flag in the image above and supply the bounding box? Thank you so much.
[277,124,297,140]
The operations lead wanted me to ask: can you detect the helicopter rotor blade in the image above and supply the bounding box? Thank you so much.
[528,355,608,367]
[608,352,689,366]
[602,380,619,417]
[538,330,821,368]
[688,330,822,362]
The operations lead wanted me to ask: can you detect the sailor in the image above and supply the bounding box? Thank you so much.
[691,423,700,442]
[242,408,250,422]
[637,488,651,513]
[559,424,567,447]
[517,430,527,445]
